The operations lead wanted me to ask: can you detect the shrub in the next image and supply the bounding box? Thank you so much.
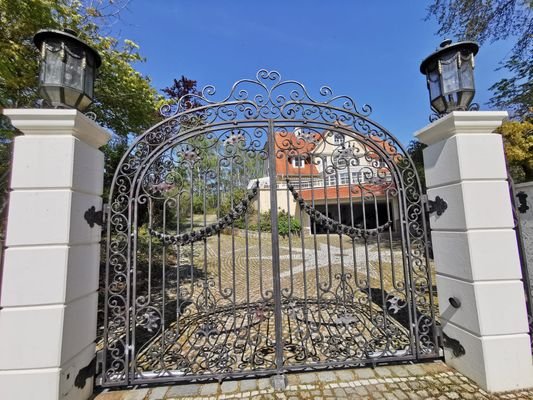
[277,210,301,237]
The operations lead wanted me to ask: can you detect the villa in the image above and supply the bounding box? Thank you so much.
[255,128,401,234]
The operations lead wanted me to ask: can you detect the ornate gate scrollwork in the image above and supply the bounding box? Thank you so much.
[100,70,439,387]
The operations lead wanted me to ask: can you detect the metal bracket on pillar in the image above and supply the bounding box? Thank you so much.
[516,191,529,214]
[84,204,108,228]
[427,196,448,216]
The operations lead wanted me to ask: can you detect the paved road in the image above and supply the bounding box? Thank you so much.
[93,361,533,399]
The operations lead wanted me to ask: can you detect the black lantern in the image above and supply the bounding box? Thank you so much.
[420,39,479,117]
[33,29,101,111]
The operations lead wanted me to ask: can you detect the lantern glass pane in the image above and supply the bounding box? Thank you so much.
[65,88,82,108]
[78,95,92,111]
[428,70,441,100]
[43,86,61,106]
[458,91,474,109]
[44,48,62,84]
[431,96,446,114]
[460,58,474,89]
[64,52,83,91]
[85,64,94,97]
[441,57,460,94]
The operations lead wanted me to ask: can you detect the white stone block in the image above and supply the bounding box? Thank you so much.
[11,135,104,195]
[0,244,100,307]
[72,137,105,195]
[5,190,102,246]
[0,306,64,369]
[427,181,514,230]
[423,134,507,189]
[6,190,71,246]
[0,368,60,400]
[437,275,529,336]
[60,342,95,399]
[69,191,103,245]
[1,246,69,306]
[11,136,75,190]
[61,292,98,364]
[431,230,522,281]
[442,321,533,392]
[66,244,100,303]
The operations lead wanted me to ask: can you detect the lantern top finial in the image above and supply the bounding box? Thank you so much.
[33,28,102,68]
[419,39,478,74]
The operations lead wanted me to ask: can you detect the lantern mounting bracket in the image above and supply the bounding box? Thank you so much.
[429,103,480,122]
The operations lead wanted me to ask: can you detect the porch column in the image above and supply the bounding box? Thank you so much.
[415,111,533,392]
[0,109,111,400]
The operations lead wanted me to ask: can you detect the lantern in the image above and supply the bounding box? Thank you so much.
[33,29,101,111]
[420,39,479,116]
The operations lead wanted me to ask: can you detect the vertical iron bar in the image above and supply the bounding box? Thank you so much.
[509,178,533,349]
[267,119,284,374]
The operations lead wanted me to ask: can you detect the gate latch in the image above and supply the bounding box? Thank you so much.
[84,204,108,228]
[426,196,448,216]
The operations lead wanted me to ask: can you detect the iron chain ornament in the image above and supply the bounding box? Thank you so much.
[148,182,259,245]
[286,181,392,239]
[100,70,438,387]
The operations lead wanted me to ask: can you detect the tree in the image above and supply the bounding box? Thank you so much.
[426,0,533,118]
[498,120,533,182]
[0,0,159,137]
[407,140,427,192]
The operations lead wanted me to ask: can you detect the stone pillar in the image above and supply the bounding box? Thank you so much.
[0,109,111,400]
[415,111,533,392]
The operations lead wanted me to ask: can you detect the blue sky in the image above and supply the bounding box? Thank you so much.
[114,1,514,144]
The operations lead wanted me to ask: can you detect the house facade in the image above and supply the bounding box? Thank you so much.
[256,128,401,234]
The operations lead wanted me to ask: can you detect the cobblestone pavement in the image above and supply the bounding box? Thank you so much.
[93,361,533,400]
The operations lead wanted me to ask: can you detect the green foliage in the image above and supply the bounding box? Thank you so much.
[489,58,533,118]
[426,0,533,119]
[240,210,301,237]
[407,140,427,192]
[193,195,205,215]
[0,0,159,136]
[277,210,302,237]
[498,120,533,182]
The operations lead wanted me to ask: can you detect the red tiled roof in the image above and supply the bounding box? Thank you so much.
[299,184,388,201]
[273,130,399,177]
[274,132,321,176]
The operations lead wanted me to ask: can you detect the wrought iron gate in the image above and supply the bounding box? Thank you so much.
[100,70,439,387]
[510,179,533,349]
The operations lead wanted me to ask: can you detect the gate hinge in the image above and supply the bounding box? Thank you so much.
[424,195,448,216]
[437,326,465,357]
[95,350,104,386]
[96,350,104,375]
[84,204,109,228]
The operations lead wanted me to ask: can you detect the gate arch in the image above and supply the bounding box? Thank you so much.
[101,70,438,387]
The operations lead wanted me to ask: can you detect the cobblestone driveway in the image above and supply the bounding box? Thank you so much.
[93,361,533,400]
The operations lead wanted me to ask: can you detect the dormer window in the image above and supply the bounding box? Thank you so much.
[292,156,306,168]
[334,133,344,145]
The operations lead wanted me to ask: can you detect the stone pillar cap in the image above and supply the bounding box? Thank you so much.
[2,108,112,149]
[415,111,508,146]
